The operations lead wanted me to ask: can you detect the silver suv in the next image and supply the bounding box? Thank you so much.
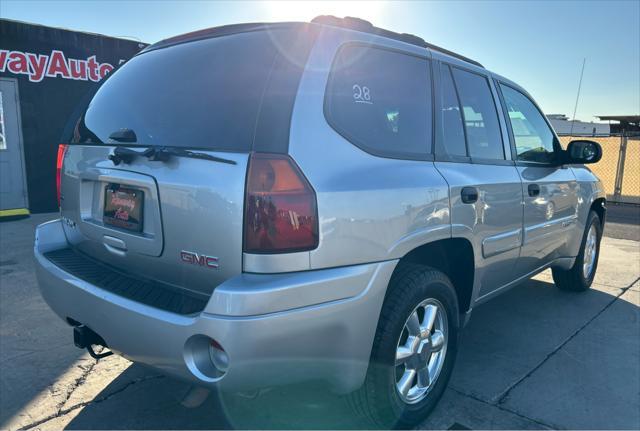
[35,16,606,427]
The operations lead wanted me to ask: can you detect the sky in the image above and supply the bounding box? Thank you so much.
[2,0,638,122]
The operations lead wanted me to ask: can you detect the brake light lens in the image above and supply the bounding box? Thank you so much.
[56,144,68,207]
[244,153,318,253]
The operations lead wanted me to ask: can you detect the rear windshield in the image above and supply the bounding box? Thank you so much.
[69,27,315,151]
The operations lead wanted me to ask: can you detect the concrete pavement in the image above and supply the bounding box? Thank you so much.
[1,213,638,430]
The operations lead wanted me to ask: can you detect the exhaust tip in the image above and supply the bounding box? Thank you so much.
[184,335,228,382]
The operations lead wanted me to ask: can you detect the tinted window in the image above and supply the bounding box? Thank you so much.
[451,68,504,160]
[326,45,432,158]
[500,84,557,163]
[72,29,312,151]
[439,65,467,157]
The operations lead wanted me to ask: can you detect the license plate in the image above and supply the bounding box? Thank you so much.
[103,185,144,232]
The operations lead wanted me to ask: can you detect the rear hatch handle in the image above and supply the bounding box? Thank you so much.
[108,145,236,166]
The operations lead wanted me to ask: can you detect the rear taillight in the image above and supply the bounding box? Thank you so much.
[56,144,68,207]
[244,153,318,253]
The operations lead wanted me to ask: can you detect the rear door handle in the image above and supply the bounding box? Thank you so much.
[461,187,479,204]
[528,184,541,197]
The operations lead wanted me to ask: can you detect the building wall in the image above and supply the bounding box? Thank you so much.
[549,118,610,136]
[0,19,146,213]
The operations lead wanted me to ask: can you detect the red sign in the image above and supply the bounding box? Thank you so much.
[0,49,116,83]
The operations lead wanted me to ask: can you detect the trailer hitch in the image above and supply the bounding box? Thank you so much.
[73,325,114,360]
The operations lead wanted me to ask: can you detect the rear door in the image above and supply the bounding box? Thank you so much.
[434,63,524,299]
[60,27,316,298]
[497,82,579,276]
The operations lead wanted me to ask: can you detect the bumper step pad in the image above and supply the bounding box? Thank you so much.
[44,248,208,315]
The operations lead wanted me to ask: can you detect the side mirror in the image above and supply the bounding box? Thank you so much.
[565,140,602,164]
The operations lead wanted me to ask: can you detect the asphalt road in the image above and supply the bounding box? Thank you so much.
[1,212,638,430]
[604,203,640,242]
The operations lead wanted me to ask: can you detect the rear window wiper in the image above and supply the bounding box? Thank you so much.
[109,145,236,166]
[146,146,237,165]
[108,146,142,165]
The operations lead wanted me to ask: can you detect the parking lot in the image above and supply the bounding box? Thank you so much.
[1,207,639,430]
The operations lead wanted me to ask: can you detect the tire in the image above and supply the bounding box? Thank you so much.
[349,264,459,429]
[552,211,602,292]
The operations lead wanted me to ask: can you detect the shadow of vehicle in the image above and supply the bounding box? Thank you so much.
[62,365,368,430]
[63,277,639,430]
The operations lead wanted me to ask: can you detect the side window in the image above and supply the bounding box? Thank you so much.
[439,65,466,157]
[325,45,432,158]
[451,67,504,160]
[500,84,557,164]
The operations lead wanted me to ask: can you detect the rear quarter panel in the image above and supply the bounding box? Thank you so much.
[287,27,451,270]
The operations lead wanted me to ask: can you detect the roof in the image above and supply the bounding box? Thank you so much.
[596,115,640,124]
[141,16,484,69]
[311,15,484,68]
[141,22,302,53]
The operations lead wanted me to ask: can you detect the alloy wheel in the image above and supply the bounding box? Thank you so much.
[583,224,598,279]
[394,298,448,404]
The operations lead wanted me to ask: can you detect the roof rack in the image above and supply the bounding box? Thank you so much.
[311,15,484,68]
[141,22,297,53]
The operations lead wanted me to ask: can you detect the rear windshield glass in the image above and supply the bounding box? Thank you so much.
[70,28,313,151]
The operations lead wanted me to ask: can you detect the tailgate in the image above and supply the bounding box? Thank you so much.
[60,145,248,297]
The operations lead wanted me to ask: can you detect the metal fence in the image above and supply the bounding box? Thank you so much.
[559,134,640,204]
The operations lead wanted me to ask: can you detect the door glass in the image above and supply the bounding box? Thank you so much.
[500,84,556,164]
[451,68,504,160]
[0,91,6,150]
[440,65,466,157]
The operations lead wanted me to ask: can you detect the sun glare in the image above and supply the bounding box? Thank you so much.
[264,1,387,24]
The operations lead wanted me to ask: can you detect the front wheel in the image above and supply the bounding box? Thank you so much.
[552,210,602,291]
[349,264,459,428]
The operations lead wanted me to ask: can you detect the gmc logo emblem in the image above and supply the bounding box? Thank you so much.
[180,250,219,269]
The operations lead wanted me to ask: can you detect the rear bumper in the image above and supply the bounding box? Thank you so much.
[35,219,396,393]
